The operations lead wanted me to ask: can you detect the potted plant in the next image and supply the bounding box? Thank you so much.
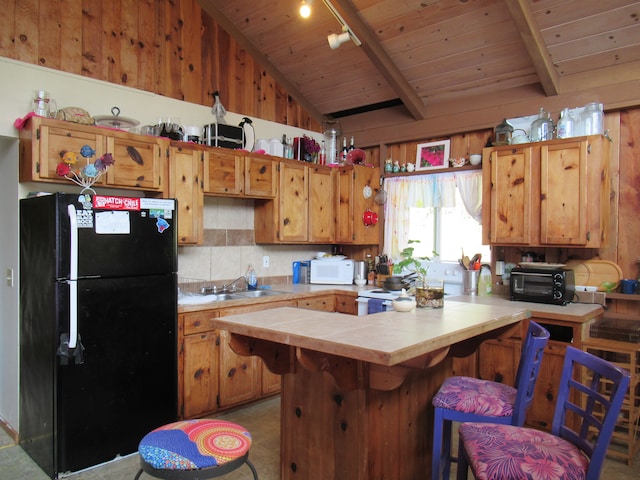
[393,240,442,308]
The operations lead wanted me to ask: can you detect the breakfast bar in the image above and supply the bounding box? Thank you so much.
[209,300,530,479]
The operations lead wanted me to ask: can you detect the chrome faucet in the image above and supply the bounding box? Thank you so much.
[221,276,248,293]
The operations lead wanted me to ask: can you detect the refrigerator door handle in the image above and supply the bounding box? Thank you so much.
[67,204,79,349]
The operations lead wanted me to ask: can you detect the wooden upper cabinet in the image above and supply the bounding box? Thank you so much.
[204,150,276,198]
[19,117,164,192]
[308,166,335,243]
[204,149,243,195]
[106,133,163,191]
[483,135,609,248]
[336,165,381,245]
[485,146,535,245]
[278,161,309,242]
[244,154,277,198]
[168,143,204,245]
[20,117,106,183]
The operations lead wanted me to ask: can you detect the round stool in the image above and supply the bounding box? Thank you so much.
[134,419,258,479]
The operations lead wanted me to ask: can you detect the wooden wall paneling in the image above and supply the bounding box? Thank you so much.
[59,0,83,74]
[215,18,232,111]
[136,0,156,94]
[15,0,38,64]
[152,0,167,96]
[81,0,102,79]
[180,0,203,104]
[121,0,140,87]
[0,0,15,57]
[102,0,122,85]
[164,0,183,100]
[449,133,467,161]
[38,0,61,71]
[200,12,218,106]
[274,83,289,126]
[261,69,277,123]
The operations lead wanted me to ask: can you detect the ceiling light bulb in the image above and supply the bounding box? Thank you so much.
[299,1,311,18]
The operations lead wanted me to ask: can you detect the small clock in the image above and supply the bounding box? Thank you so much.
[362,185,372,199]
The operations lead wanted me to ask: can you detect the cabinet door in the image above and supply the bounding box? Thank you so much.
[351,165,380,245]
[262,367,282,396]
[540,141,587,245]
[169,145,204,245]
[525,342,566,431]
[335,294,357,315]
[182,332,219,418]
[106,134,162,190]
[335,167,354,243]
[245,154,276,198]
[218,330,261,407]
[297,296,334,312]
[204,149,243,195]
[28,120,106,182]
[279,162,309,242]
[488,147,536,244]
[308,166,335,243]
[478,338,520,385]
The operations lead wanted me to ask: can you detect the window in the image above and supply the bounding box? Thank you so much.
[383,171,490,264]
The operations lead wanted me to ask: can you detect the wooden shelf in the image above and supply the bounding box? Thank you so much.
[381,164,481,178]
[606,292,640,301]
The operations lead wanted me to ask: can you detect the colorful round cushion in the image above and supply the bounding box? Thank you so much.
[138,419,252,470]
[432,376,517,417]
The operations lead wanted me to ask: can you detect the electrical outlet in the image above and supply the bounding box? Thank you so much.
[263,256,270,268]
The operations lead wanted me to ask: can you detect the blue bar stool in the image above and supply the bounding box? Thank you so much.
[431,320,550,479]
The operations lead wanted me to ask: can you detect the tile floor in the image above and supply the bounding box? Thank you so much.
[1,395,638,479]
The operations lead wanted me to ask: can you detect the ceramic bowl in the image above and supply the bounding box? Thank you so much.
[354,278,367,287]
[392,296,416,312]
[469,154,482,165]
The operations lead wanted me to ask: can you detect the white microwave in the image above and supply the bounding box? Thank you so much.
[310,259,354,285]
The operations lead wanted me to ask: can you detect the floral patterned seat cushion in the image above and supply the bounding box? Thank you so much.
[138,419,252,471]
[432,376,517,417]
[459,422,589,480]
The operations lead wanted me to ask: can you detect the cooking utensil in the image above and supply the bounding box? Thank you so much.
[93,106,140,130]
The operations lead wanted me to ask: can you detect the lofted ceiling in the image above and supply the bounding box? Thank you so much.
[198,0,640,142]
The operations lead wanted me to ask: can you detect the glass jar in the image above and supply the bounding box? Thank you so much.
[580,102,603,136]
[322,120,342,165]
[529,108,554,142]
[556,108,575,139]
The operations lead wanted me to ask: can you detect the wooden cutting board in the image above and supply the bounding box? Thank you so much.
[566,259,623,291]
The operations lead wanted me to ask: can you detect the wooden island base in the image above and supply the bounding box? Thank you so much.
[228,321,521,480]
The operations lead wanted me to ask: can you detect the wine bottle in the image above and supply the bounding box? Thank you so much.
[349,136,355,151]
[341,137,348,163]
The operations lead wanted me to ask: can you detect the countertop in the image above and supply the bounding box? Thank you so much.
[179,283,604,324]
[205,300,530,367]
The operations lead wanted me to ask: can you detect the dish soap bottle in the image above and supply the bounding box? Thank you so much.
[478,265,492,296]
[246,264,257,290]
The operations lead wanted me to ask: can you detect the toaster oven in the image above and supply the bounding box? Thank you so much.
[510,267,575,305]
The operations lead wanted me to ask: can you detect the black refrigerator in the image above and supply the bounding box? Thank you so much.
[19,193,178,478]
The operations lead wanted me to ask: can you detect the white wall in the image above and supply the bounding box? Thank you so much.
[0,58,325,434]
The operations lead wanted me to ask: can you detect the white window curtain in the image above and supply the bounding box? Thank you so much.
[383,170,482,258]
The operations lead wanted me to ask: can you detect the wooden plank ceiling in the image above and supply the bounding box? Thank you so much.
[198,0,640,124]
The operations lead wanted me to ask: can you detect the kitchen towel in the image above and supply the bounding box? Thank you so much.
[368,298,385,314]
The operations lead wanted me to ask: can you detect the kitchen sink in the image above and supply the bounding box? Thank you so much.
[178,290,288,305]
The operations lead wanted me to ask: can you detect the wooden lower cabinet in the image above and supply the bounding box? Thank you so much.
[218,330,261,407]
[335,293,358,315]
[478,316,595,432]
[182,332,219,419]
[297,296,335,312]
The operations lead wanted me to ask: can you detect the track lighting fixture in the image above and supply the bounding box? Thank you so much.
[322,0,361,49]
[299,0,311,18]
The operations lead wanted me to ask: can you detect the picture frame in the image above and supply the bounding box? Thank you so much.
[415,140,450,171]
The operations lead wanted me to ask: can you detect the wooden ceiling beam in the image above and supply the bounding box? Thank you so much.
[504,0,560,96]
[327,0,426,120]
[196,0,326,124]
